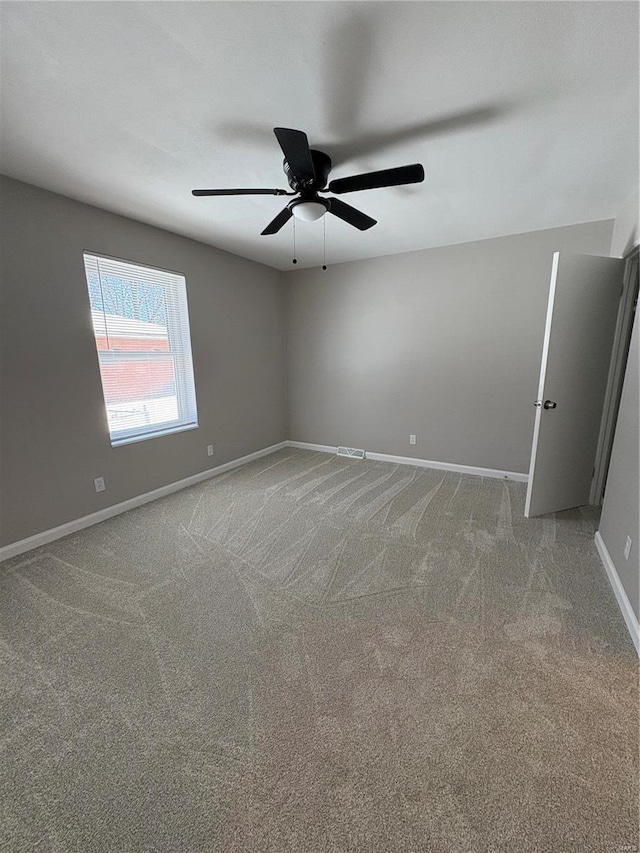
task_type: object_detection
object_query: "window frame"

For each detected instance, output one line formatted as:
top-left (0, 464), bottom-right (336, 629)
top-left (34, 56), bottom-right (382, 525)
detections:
top-left (83, 251), bottom-right (199, 447)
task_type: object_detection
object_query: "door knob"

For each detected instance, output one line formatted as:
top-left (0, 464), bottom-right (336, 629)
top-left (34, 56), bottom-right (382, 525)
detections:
top-left (543, 400), bottom-right (557, 409)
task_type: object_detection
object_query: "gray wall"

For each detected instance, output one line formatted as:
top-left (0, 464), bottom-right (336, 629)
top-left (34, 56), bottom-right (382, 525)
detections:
top-left (285, 220), bottom-right (614, 474)
top-left (599, 191), bottom-right (639, 622)
top-left (598, 308), bottom-right (639, 620)
top-left (0, 176), bottom-right (286, 546)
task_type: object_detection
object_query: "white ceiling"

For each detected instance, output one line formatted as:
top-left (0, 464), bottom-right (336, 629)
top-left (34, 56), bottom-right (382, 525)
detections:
top-left (1, 1), bottom-right (638, 270)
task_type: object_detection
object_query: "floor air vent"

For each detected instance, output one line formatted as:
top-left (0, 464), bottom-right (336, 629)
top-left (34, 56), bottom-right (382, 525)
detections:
top-left (336, 447), bottom-right (366, 460)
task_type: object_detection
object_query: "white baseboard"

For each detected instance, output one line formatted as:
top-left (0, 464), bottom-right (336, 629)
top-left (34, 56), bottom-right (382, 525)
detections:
top-left (288, 440), bottom-right (338, 454)
top-left (365, 451), bottom-right (528, 482)
top-left (594, 532), bottom-right (640, 655)
top-left (0, 442), bottom-right (287, 563)
top-left (287, 441), bottom-right (528, 482)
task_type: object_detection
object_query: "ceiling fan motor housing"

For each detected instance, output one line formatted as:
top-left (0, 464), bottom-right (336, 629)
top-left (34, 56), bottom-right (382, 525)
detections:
top-left (284, 149), bottom-right (332, 192)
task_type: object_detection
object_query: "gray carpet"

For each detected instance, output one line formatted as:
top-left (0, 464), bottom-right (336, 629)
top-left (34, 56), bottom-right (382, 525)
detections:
top-left (1, 448), bottom-right (638, 852)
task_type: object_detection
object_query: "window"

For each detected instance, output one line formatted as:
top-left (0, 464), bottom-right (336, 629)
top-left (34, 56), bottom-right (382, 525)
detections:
top-left (83, 253), bottom-right (198, 446)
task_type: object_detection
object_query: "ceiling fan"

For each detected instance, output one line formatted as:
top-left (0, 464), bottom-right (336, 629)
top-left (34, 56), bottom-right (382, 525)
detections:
top-left (192, 127), bottom-right (425, 235)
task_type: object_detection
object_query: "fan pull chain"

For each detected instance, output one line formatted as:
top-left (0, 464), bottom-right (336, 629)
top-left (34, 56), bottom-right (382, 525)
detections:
top-left (292, 218), bottom-right (297, 265)
top-left (322, 216), bottom-right (327, 270)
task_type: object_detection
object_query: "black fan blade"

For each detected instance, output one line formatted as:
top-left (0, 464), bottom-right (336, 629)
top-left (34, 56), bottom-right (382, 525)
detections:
top-left (273, 128), bottom-right (316, 185)
top-left (328, 164), bottom-right (424, 194)
top-left (327, 198), bottom-right (376, 231)
top-left (261, 205), bottom-right (293, 236)
top-left (192, 188), bottom-right (289, 196)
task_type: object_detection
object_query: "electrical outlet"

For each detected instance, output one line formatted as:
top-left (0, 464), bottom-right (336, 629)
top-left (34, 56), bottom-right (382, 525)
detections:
top-left (409, 435), bottom-right (417, 445)
top-left (94, 476), bottom-right (106, 493)
top-left (624, 536), bottom-right (632, 560)
top-left (207, 444), bottom-right (214, 457)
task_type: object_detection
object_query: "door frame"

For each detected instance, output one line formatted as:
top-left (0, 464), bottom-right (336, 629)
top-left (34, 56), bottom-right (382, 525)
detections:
top-left (590, 245), bottom-right (639, 504)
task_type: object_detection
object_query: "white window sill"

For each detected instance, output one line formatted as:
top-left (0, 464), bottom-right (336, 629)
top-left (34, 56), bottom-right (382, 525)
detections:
top-left (110, 422), bottom-right (199, 448)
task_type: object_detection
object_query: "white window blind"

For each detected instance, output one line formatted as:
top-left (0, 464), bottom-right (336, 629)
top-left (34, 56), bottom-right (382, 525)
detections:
top-left (83, 253), bottom-right (198, 446)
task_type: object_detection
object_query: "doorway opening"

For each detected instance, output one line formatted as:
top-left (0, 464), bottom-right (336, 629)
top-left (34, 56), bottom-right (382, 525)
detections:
top-left (591, 246), bottom-right (639, 505)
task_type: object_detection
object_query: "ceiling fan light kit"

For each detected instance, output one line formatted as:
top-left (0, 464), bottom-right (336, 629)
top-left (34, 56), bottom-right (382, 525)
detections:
top-left (291, 199), bottom-right (328, 221)
top-left (192, 127), bottom-right (425, 239)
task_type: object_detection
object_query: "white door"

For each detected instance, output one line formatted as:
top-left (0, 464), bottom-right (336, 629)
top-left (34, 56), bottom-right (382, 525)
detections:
top-left (524, 251), bottom-right (624, 518)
